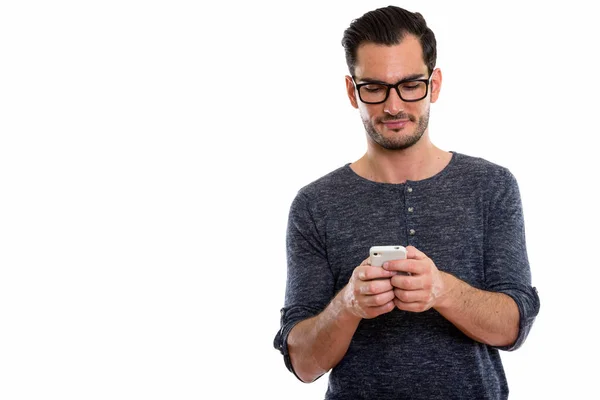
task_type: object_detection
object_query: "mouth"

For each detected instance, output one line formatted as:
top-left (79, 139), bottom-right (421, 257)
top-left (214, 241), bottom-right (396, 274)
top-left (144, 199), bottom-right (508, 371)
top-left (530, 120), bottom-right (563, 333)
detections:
top-left (381, 119), bottom-right (409, 130)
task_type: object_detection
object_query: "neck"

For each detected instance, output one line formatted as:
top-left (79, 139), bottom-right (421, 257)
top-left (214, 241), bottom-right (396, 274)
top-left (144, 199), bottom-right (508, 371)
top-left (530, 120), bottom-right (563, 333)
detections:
top-left (351, 135), bottom-right (452, 184)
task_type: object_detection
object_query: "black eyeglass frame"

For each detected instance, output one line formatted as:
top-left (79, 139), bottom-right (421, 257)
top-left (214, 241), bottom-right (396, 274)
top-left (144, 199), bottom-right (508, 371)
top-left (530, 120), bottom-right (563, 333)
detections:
top-left (351, 75), bottom-right (433, 104)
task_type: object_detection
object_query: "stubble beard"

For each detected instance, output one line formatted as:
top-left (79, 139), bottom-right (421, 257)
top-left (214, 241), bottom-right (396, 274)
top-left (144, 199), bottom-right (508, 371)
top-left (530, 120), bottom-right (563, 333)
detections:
top-left (362, 107), bottom-right (430, 151)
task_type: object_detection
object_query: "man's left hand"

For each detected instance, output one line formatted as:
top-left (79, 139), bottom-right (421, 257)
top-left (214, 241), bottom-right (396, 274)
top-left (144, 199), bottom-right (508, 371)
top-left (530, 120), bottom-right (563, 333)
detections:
top-left (382, 245), bottom-right (451, 312)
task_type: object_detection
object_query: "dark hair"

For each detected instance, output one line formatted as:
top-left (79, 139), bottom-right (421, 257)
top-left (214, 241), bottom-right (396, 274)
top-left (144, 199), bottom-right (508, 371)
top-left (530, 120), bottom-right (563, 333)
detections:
top-left (341, 5), bottom-right (437, 76)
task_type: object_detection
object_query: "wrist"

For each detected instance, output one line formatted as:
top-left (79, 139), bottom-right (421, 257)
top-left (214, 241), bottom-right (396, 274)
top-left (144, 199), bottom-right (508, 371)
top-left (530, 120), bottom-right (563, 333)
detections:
top-left (434, 271), bottom-right (459, 311)
top-left (335, 285), bottom-right (364, 323)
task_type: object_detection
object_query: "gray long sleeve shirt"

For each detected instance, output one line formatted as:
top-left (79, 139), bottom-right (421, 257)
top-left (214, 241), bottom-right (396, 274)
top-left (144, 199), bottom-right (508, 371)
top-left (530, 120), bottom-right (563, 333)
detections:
top-left (274, 152), bottom-right (540, 400)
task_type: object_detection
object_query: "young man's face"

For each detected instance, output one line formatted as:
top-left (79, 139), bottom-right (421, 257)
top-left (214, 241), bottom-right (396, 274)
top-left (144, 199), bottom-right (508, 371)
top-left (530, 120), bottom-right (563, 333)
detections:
top-left (345, 35), bottom-right (442, 150)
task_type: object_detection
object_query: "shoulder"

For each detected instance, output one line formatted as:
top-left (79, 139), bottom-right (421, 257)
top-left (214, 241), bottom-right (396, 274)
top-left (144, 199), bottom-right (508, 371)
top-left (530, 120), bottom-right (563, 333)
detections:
top-left (296, 164), bottom-right (353, 199)
top-left (451, 152), bottom-right (517, 185)
top-left (453, 152), bottom-right (510, 174)
top-left (287, 164), bottom-right (354, 218)
top-left (450, 152), bottom-right (522, 211)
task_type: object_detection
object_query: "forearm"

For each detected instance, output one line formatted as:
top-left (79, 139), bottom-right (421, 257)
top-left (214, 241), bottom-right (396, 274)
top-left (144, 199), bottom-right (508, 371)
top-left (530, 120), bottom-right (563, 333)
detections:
top-left (434, 272), bottom-right (519, 347)
top-left (287, 289), bottom-right (361, 383)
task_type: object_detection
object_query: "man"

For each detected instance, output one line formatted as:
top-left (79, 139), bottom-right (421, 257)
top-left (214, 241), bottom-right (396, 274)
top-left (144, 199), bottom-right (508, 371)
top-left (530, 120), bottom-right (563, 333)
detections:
top-left (273, 5), bottom-right (540, 399)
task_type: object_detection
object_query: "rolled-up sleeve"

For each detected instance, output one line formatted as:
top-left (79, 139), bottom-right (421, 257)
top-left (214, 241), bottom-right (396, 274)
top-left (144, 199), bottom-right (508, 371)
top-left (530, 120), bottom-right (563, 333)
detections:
top-left (483, 168), bottom-right (540, 351)
top-left (273, 191), bottom-right (335, 376)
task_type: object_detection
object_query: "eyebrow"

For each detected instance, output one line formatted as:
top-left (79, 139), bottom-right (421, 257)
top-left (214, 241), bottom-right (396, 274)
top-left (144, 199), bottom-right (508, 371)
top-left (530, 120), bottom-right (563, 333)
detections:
top-left (355, 73), bottom-right (427, 84)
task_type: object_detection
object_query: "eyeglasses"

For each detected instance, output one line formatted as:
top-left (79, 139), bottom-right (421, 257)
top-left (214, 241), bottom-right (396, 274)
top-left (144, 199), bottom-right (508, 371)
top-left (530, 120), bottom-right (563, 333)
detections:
top-left (352, 75), bottom-right (432, 104)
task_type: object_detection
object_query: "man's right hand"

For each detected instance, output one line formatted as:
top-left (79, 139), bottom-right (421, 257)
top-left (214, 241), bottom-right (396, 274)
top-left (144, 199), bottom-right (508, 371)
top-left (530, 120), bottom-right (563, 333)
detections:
top-left (287, 257), bottom-right (397, 382)
top-left (342, 257), bottom-right (397, 319)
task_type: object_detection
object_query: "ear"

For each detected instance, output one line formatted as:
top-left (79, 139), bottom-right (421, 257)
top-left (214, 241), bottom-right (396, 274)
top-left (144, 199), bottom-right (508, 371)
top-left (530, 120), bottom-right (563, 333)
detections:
top-left (430, 68), bottom-right (442, 103)
top-left (345, 75), bottom-right (359, 109)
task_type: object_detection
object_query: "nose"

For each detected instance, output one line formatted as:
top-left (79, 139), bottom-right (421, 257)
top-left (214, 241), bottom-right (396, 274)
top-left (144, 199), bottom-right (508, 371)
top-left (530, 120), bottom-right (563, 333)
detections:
top-left (383, 87), bottom-right (404, 115)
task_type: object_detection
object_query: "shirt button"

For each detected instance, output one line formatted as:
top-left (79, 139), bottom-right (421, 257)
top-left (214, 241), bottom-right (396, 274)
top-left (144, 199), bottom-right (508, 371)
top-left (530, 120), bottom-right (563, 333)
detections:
top-left (408, 207), bottom-right (414, 212)
top-left (409, 229), bottom-right (416, 235)
top-left (407, 187), bottom-right (413, 193)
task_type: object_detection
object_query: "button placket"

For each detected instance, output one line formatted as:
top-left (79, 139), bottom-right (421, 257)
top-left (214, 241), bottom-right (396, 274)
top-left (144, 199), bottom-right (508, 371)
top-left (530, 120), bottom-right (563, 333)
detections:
top-left (406, 185), bottom-right (415, 239)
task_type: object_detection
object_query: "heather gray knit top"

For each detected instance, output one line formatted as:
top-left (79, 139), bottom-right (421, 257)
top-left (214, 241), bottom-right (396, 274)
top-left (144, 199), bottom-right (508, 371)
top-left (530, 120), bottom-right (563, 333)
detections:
top-left (273, 152), bottom-right (540, 400)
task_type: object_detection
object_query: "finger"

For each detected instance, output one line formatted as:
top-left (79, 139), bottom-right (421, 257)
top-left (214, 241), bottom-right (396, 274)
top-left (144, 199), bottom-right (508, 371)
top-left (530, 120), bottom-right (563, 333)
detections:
top-left (394, 288), bottom-right (422, 303)
top-left (405, 245), bottom-right (427, 260)
top-left (394, 288), bottom-right (434, 304)
top-left (391, 275), bottom-right (423, 290)
top-left (393, 298), bottom-right (430, 313)
top-left (366, 300), bottom-right (395, 318)
top-left (359, 278), bottom-right (394, 295)
top-left (357, 265), bottom-right (396, 281)
top-left (383, 259), bottom-right (426, 275)
top-left (360, 257), bottom-right (371, 266)
top-left (365, 290), bottom-right (395, 307)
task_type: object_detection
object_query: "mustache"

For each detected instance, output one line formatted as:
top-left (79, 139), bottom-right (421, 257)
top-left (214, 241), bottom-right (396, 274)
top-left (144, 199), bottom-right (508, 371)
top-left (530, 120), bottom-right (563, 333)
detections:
top-left (378, 113), bottom-right (415, 123)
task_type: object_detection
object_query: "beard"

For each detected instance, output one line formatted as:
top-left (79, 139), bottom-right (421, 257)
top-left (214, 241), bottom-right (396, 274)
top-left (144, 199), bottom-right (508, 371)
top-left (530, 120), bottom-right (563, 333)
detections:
top-left (362, 107), bottom-right (430, 150)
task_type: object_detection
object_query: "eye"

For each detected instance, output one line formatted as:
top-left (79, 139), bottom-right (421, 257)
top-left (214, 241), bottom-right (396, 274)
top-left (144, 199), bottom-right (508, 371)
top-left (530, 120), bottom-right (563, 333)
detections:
top-left (362, 84), bottom-right (385, 93)
top-left (402, 84), bottom-right (421, 91)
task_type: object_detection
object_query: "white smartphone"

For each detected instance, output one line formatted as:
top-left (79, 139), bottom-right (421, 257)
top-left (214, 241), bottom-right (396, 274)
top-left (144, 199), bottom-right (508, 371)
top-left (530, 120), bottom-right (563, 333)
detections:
top-left (369, 245), bottom-right (409, 275)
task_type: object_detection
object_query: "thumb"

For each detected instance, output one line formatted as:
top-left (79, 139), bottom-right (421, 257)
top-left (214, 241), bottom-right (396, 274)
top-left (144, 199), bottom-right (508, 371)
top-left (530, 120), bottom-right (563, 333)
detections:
top-left (406, 245), bottom-right (427, 260)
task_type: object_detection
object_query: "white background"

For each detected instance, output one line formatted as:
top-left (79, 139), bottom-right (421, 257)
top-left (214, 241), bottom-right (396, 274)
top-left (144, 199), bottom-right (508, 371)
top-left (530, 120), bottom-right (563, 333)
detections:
top-left (1, 1), bottom-right (598, 399)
